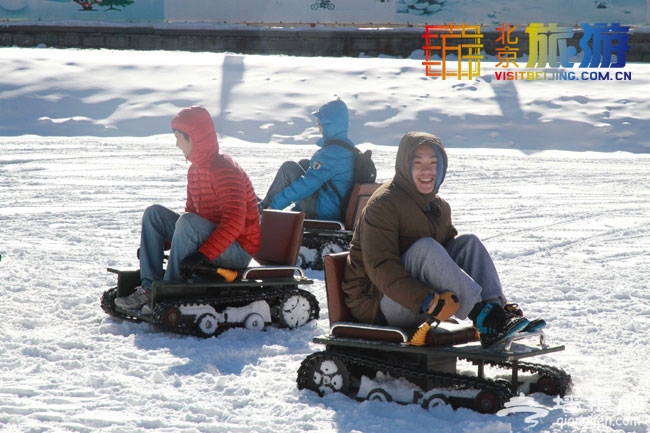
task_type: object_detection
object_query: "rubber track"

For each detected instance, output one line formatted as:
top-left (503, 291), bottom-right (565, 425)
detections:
top-left (480, 359), bottom-right (572, 396)
top-left (152, 286), bottom-right (319, 337)
top-left (100, 287), bottom-right (143, 323)
top-left (299, 349), bottom-right (514, 411)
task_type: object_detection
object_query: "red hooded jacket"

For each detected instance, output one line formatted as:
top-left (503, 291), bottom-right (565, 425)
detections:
top-left (171, 106), bottom-right (260, 261)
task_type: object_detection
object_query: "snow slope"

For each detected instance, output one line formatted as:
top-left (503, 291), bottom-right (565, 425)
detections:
top-left (1, 47), bottom-right (649, 433)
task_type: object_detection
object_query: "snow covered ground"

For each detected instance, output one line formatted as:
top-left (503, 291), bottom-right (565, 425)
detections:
top-left (1, 46), bottom-right (649, 433)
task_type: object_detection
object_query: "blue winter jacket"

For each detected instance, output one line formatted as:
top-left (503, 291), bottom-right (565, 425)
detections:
top-left (269, 99), bottom-right (355, 221)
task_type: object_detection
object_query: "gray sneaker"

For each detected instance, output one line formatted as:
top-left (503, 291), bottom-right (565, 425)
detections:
top-left (114, 286), bottom-right (152, 310)
top-left (140, 303), bottom-right (152, 315)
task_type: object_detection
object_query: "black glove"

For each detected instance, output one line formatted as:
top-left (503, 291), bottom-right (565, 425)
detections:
top-left (180, 252), bottom-right (209, 278)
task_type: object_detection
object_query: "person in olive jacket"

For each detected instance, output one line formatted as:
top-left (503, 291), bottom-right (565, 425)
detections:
top-left (341, 131), bottom-right (543, 347)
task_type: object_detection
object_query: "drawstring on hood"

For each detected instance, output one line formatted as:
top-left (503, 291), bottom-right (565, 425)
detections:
top-left (394, 132), bottom-right (448, 206)
top-left (171, 106), bottom-right (219, 165)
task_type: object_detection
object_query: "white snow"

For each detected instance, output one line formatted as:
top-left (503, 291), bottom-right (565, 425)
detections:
top-left (1, 45), bottom-right (649, 433)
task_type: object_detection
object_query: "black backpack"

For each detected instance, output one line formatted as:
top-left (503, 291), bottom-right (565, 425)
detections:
top-left (325, 140), bottom-right (376, 184)
top-left (323, 140), bottom-right (377, 212)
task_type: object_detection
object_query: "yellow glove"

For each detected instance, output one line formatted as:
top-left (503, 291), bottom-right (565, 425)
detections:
top-left (409, 292), bottom-right (460, 346)
top-left (426, 291), bottom-right (460, 322)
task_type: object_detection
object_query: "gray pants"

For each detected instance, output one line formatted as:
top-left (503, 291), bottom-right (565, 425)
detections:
top-left (379, 235), bottom-right (506, 328)
top-left (260, 159), bottom-right (318, 218)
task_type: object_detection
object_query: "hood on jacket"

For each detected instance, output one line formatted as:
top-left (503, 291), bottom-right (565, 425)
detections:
top-left (313, 98), bottom-right (349, 146)
top-left (171, 106), bottom-right (219, 165)
top-left (394, 131), bottom-right (448, 201)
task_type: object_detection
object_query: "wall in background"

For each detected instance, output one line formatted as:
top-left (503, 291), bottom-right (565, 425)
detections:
top-left (0, 0), bottom-right (648, 26)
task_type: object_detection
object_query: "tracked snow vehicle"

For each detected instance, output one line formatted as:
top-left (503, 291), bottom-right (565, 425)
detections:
top-left (297, 252), bottom-right (571, 414)
top-left (101, 210), bottom-right (319, 337)
top-left (299, 183), bottom-right (380, 270)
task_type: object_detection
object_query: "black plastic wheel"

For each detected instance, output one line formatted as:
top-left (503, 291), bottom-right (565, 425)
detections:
top-left (278, 290), bottom-right (319, 328)
top-left (531, 375), bottom-right (560, 396)
top-left (422, 393), bottom-right (450, 411)
top-left (196, 313), bottom-right (219, 337)
top-left (297, 352), bottom-right (350, 396)
top-left (367, 388), bottom-right (392, 402)
top-left (474, 389), bottom-right (504, 414)
top-left (161, 305), bottom-right (182, 328)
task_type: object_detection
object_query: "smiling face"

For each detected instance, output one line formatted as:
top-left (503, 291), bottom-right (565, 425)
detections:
top-left (174, 129), bottom-right (193, 159)
top-left (411, 143), bottom-right (438, 194)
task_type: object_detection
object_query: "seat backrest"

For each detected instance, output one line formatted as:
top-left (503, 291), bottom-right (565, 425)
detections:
top-left (324, 251), bottom-right (355, 324)
top-left (323, 251), bottom-right (478, 346)
top-left (249, 209), bottom-right (304, 278)
top-left (343, 183), bottom-right (381, 231)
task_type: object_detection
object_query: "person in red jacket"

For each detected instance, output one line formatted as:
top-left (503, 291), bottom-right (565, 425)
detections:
top-left (115, 106), bottom-right (261, 310)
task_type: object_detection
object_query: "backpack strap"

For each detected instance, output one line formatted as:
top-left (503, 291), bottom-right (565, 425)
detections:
top-left (324, 139), bottom-right (356, 154)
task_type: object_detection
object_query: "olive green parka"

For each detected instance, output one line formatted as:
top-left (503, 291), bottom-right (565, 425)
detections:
top-left (341, 132), bottom-right (458, 324)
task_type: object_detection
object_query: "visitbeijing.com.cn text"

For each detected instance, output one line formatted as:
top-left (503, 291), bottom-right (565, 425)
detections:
top-left (493, 70), bottom-right (632, 81)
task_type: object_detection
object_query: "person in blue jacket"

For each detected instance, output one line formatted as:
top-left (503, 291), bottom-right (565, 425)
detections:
top-left (259, 98), bottom-right (355, 221)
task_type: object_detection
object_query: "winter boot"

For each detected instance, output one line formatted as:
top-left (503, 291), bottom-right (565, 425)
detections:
top-left (473, 303), bottom-right (529, 348)
top-left (504, 303), bottom-right (546, 333)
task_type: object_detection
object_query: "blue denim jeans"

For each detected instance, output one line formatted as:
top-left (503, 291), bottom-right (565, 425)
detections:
top-left (138, 204), bottom-right (253, 288)
top-left (379, 234), bottom-right (506, 328)
top-left (260, 159), bottom-right (318, 218)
